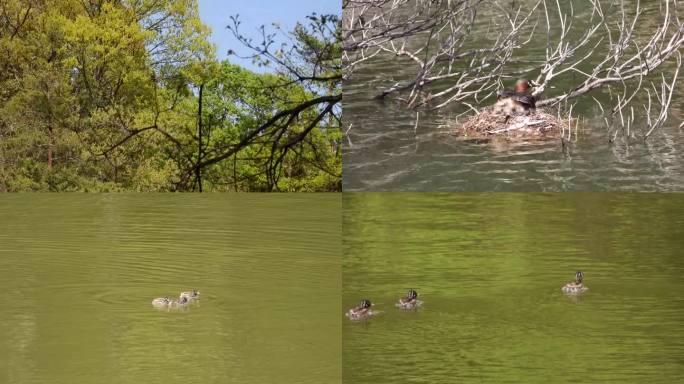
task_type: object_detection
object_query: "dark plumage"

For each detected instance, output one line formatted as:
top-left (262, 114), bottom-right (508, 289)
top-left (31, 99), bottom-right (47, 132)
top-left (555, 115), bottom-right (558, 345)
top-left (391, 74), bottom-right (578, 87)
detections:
top-left (497, 90), bottom-right (536, 109)
top-left (497, 79), bottom-right (536, 110)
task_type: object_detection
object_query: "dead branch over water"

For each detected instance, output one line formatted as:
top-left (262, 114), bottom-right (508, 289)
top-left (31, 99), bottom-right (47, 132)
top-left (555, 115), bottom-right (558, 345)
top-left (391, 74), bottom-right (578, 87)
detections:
top-left (343, 0), bottom-right (684, 138)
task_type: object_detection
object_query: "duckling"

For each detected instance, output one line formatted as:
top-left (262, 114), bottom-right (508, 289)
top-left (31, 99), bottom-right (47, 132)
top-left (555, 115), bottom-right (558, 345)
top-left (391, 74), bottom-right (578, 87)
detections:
top-left (152, 297), bottom-right (171, 307)
top-left (180, 290), bottom-right (200, 301)
top-left (169, 296), bottom-right (189, 307)
top-left (492, 97), bottom-right (527, 117)
top-left (346, 299), bottom-right (375, 320)
top-left (151, 295), bottom-right (189, 308)
top-left (395, 289), bottom-right (421, 310)
top-left (562, 271), bottom-right (589, 294)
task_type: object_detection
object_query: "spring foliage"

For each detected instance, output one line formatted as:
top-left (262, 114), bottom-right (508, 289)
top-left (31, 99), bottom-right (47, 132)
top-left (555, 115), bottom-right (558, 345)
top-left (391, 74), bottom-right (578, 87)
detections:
top-left (0, 0), bottom-right (341, 191)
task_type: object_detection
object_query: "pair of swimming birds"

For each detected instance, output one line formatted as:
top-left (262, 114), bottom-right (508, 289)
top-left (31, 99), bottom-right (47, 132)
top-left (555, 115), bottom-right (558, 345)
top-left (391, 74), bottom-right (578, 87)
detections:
top-left (346, 289), bottom-right (421, 320)
top-left (152, 290), bottom-right (200, 307)
top-left (347, 272), bottom-right (588, 320)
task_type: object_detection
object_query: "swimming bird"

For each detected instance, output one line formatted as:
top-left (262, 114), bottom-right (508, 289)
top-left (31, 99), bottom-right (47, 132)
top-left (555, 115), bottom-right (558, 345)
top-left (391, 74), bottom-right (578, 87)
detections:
top-left (169, 296), bottom-right (189, 307)
top-left (346, 299), bottom-right (374, 320)
top-left (152, 297), bottom-right (171, 307)
top-left (396, 289), bottom-right (420, 310)
top-left (180, 290), bottom-right (200, 300)
top-left (152, 295), bottom-right (189, 308)
top-left (562, 271), bottom-right (588, 294)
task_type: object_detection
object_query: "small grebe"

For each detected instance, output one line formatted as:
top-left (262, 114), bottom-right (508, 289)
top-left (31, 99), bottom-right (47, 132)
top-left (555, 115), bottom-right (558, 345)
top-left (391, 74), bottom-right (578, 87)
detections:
top-left (180, 290), bottom-right (200, 300)
top-left (346, 299), bottom-right (375, 320)
top-left (497, 79), bottom-right (536, 111)
top-left (562, 271), bottom-right (588, 294)
top-left (152, 295), bottom-right (189, 308)
top-left (152, 297), bottom-right (171, 307)
top-left (396, 289), bottom-right (421, 310)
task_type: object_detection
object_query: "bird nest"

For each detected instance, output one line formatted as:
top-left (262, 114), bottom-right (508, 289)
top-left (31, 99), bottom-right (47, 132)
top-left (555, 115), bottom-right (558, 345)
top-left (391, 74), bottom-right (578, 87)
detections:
top-left (453, 107), bottom-right (570, 140)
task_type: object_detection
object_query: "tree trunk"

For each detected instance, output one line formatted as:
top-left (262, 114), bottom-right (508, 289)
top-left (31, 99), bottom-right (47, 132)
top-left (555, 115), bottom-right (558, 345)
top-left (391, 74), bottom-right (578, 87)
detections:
top-left (47, 126), bottom-right (53, 169)
top-left (196, 83), bottom-right (204, 192)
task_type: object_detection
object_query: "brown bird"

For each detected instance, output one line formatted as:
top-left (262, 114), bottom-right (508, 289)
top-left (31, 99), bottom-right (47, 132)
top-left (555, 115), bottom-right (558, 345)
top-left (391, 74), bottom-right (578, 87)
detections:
top-left (497, 79), bottom-right (536, 111)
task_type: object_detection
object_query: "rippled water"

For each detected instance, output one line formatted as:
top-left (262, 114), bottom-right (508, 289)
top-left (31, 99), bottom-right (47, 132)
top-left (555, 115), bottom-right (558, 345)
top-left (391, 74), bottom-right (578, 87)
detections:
top-left (343, 193), bottom-right (684, 383)
top-left (343, 1), bottom-right (684, 191)
top-left (0, 194), bottom-right (340, 384)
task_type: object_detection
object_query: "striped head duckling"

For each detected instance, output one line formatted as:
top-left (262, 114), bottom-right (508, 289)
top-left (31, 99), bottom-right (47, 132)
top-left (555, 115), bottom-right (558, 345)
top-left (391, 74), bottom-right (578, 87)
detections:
top-left (152, 297), bottom-right (171, 307)
top-left (562, 271), bottom-right (588, 294)
top-left (396, 289), bottom-right (421, 310)
top-left (180, 290), bottom-right (200, 301)
top-left (152, 295), bottom-right (189, 308)
top-left (346, 299), bottom-right (374, 320)
top-left (169, 296), bottom-right (189, 307)
top-left (493, 97), bottom-right (528, 117)
top-left (495, 79), bottom-right (537, 122)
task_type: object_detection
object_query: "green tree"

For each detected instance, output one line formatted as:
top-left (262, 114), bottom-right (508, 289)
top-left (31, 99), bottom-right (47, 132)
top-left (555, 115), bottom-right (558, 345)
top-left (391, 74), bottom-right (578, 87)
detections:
top-left (0, 1), bottom-right (341, 191)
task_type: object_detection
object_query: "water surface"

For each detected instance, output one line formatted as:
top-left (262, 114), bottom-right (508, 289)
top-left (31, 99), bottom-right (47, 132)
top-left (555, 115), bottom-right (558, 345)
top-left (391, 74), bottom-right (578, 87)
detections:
top-left (0, 194), bottom-right (341, 384)
top-left (343, 193), bottom-right (684, 383)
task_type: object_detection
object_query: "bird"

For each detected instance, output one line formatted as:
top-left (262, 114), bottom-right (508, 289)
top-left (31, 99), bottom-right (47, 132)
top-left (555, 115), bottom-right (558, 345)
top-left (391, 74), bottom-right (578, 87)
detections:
top-left (395, 289), bottom-right (421, 310)
top-left (497, 79), bottom-right (537, 111)
top-left (180, 290), bottom-right (200, 301)
top-left (151, 294), bottom-right (190, 308)
top-left (562, 271), bottom-right (589, 294)
top-left (492, 79), bottom-right (537, 122)
top-left (151, 297), bottom-right (171, 307)
top-left (346, 299), bottom-right (374, 320)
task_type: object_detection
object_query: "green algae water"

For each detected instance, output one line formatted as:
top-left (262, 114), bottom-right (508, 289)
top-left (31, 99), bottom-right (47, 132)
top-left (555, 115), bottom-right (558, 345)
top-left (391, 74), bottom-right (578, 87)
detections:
top-left (0, 194), bottom-right (340, 384)
top-left (343, 193), bottom-right (684, 383)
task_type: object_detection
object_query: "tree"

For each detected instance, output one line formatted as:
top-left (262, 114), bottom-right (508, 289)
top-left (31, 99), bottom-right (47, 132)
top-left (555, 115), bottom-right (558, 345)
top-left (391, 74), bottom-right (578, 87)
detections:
top-left (0, 0), bottom-right (341, 191)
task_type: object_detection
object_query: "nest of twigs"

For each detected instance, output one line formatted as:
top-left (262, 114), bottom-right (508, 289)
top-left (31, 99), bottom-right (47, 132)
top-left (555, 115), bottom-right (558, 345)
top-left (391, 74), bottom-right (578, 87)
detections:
top-left (454, 107), bottom-right (570, 140)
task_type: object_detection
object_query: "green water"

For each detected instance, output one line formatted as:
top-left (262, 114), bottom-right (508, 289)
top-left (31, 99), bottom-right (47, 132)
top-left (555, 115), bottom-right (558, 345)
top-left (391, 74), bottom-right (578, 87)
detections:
top-left (343, 193), bottom-right (684, 383)
top-left (0, 194), bottom-right (341, 384)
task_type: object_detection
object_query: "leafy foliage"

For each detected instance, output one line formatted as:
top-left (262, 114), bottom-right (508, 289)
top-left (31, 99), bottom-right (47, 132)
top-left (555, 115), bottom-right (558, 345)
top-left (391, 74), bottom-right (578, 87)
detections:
top-left (0, 0), bottom-right (341, 191)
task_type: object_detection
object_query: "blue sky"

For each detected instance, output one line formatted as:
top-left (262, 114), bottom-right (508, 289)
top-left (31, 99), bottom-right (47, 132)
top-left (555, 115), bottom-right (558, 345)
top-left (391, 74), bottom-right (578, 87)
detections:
top-left (198, 1), bottom-right (340, 72)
